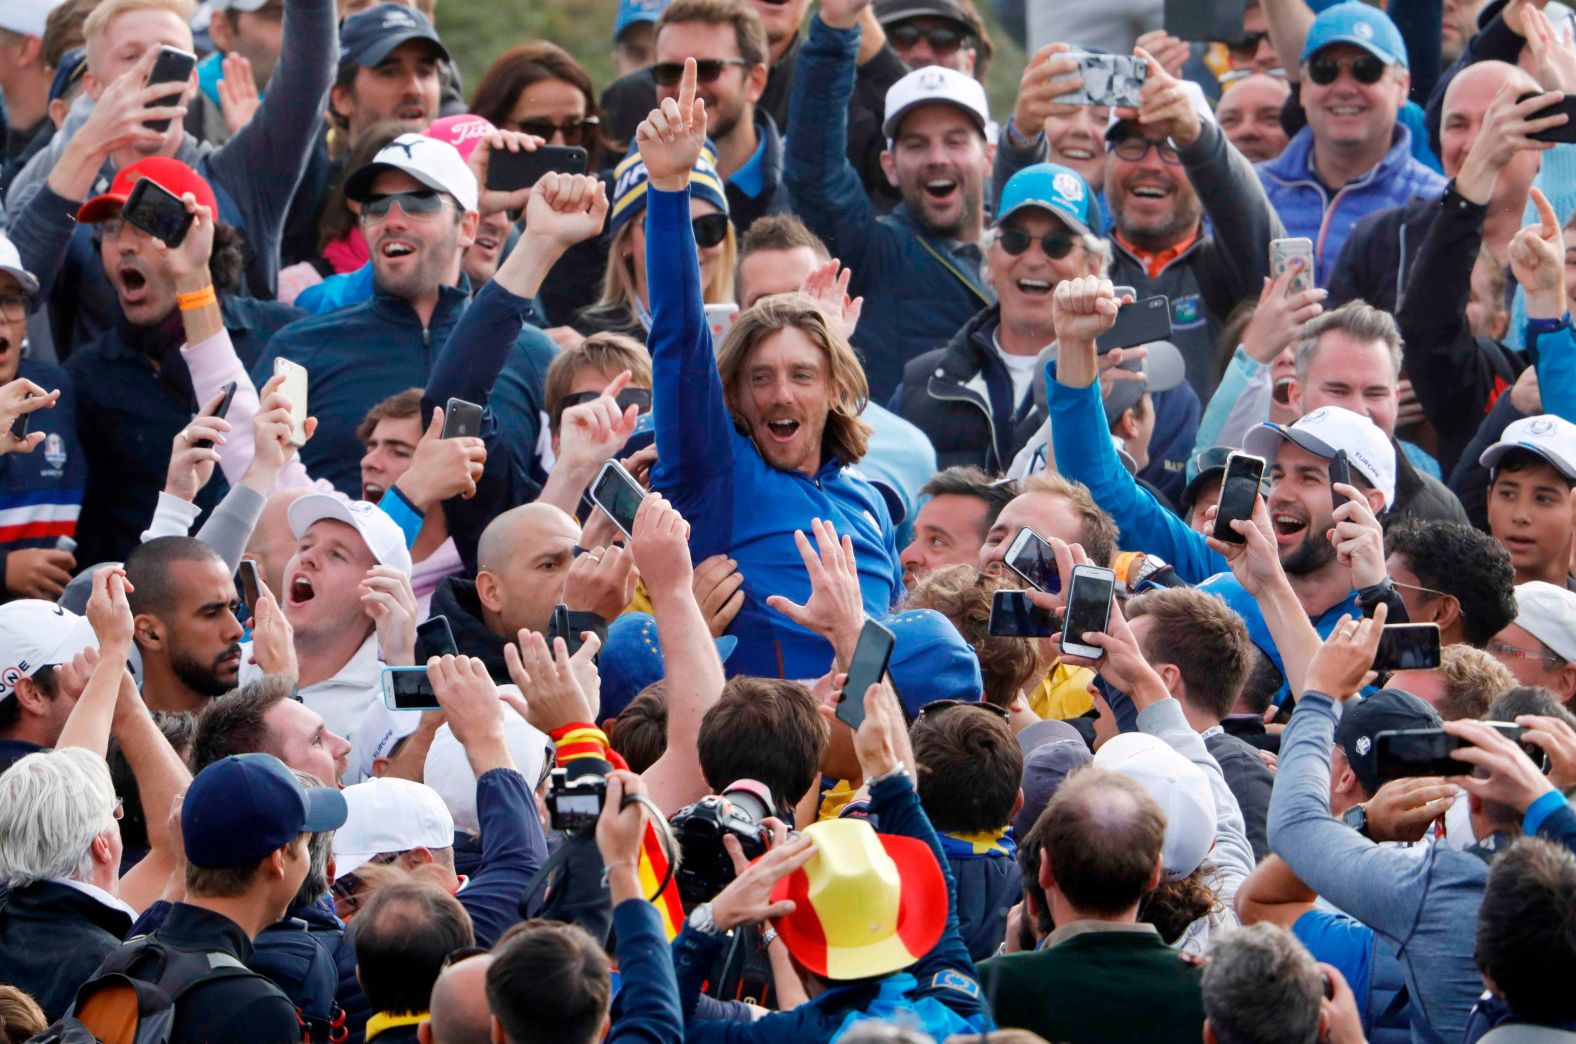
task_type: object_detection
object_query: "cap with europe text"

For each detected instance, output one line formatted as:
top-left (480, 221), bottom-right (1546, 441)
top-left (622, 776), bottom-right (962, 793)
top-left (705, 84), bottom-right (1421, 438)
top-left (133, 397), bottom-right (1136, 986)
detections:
top-left (1243, 405), bottom-right (1397, 511)
top-left (183, 753), bottom-right (348, 869)
top-left (0, 600), bottom-right (97, 703)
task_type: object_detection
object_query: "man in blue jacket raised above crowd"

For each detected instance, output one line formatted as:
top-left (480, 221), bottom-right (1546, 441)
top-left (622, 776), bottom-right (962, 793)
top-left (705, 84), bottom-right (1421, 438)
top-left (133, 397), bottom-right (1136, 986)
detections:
top-left (1255, 2), bottom-right (1444, 286)
top-left (639, 60), bottom-right (904, 680)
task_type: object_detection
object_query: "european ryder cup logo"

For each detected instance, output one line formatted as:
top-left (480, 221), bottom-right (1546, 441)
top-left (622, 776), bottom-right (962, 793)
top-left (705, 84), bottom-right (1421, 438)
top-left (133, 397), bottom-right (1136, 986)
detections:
top-left (1053, 172), bottom-right (1084, 203)
top-left (918, 69), bottom-right (948, 91)
top-left (1355, 736), bottom-right (1371, 756)
top-left (1528, 418), bottom-right (1557, 438)
top-left (1354, 21), bottom-right (1374, 39)
top-left (43, 433), bottom-right (65, 469)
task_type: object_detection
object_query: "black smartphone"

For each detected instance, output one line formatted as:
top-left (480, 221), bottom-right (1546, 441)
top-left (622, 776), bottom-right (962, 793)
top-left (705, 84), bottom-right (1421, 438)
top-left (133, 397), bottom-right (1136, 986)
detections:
top-left (1519, 92), bottom-right (1576, 144)
top-left (9, 392), bottom-right (32, 442)
top-left (1060, 564), bottom-right (1116, 658)
top-left (989, 590), bottom-right (1060, 638)
top-left (236, 559), bottom-right (262, 614)
top-left (382, 666), bottom-right (440, 711)
top-left (1329, 448), bottom-right (1351, 513)
top-left (415, 615), bottom-right (459, 662)
top-left (838, 619), bottom-right (896, 732)
top-left (589, 459), bottom-right (645, 540)
top-left (1103, 294), bottom-right (1173, 350)
top-left (485, 145), bottom-right (589, 192)
top-left (1003, 527), bottom-right (1061, 594)
top-left (551, 602), bottom-right (587, 658)
top-left (122, 176), bottom-right (194, 247)
top-left (1165, 0), bottom-right (1247, 41)
top-left (1374, 722), bottom-right (1546, 781)
top-left (145, 45), bottom-right (197, 133)
top-left (1212, 451), bottom-right (1266, 545)
top-left (441, 397), bottom-right (483, 439)
top-left (1372, 623), bottom-right (1442, 672)
top-left (193, 381), bottom-right (238, 450)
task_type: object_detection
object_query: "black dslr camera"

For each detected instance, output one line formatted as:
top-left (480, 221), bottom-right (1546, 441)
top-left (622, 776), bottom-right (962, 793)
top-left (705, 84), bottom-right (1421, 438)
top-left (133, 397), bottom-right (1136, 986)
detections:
top-left (670, 780), bottom-right (773, 903)
top-left (546, 758), bottom-right (610, 834)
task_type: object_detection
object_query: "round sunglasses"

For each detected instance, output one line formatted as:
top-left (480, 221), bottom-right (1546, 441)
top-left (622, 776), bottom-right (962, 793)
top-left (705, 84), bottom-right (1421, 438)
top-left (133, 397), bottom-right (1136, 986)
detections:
top-left (997, 227), bottom-right (1077, 259)
top-left (1307, 53), bottom-right (1386, 86)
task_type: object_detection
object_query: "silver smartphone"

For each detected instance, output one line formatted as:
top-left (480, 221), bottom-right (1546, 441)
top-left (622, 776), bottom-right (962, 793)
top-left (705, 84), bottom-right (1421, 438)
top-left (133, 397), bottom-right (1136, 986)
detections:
top-left (1060, 564), bottom-right (1116, 659)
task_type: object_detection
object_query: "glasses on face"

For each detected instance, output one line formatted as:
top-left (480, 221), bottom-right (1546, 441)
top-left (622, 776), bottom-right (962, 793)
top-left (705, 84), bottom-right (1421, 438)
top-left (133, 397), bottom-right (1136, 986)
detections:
top-left (888, 24), bottom-right (970, 54)
top-left (996, 226), bottom-right (1077, 259)
top-left (1111, 137), bottom-right (1182, 164)
top-left (647, 212), bottom-right (730, 248)
top-left (0, 294), bottom-right (29, 322)
top-left (651, 58), bottom-right (750, 87)
top-left (1307, 53), bottom-right (1387, 86)
top-left (361, 189), bottom-right (446, 220)
top-left (91, 217), bottom-right (147, 244)
top-left (559, 387), bottom-right (653, 414)
top-left (1488, 638), bottom-right (1565, 669)
top-left (1227, 31), bottom-right (1270, 61)
top-left (917, 698), bottom-right (1011, 721)
top-left (510, 115), bottom-right (600, 146)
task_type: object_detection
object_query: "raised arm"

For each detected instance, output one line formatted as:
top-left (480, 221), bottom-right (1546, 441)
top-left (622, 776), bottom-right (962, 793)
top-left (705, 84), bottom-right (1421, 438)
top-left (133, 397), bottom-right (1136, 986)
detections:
top-left (1511, 186), bottom-right (1576, 424)
top-left (55, 567), bottom-right (135, 757)
top-left (114, 675), bottom-right (195, 912)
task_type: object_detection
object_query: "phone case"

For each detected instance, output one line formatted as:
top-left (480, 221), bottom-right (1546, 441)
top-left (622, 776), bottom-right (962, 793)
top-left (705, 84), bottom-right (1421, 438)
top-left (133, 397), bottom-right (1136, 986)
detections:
top-left (1270, 238), bottom-right (1315, 295)
top-left (1060, 54), bottom-right (1148, 108)
top-left (272, 359), bottom-right (309, 448)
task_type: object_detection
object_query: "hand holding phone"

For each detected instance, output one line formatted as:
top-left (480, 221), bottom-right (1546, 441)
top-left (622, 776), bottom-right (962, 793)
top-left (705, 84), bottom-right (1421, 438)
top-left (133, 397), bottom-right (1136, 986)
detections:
top-left (193, 382), bottom-right (238, 450)
top-left (416, 615), bottom-right (459, 662)
top-left (144, 46), bottom-right (197, 134)
top-left (1003, 528), bottom-right (1061, 594)
top-left (588, 459), bottom-right (645, 540)
top-left (1103, 294), bottom-right (1173, 350)
top-left (382, 665), bottom-right (440, 711)
top-left (485, 144), bottom-right (589, 192)
top-left (838, 619), bottom-right (896, 731)
top-left (123, 177), bottom-right (195, 247)
top-left (1328, 449), bottom-right (1351, 513)
top-left (1212, 452), bottom-right (1266, 545)
top-left (1269, 238), bottom-right (1315, 295)
top-left (236, 559), bottom-right (262, 614)
top-left (272, 359), bottom-right (309, 448)
top-left (1372, 623), bottom-right (1442, 672)
top-left (441, 398), bottom-right (483, 439)
top-left (1060, 564), bottom-right (1116, 658)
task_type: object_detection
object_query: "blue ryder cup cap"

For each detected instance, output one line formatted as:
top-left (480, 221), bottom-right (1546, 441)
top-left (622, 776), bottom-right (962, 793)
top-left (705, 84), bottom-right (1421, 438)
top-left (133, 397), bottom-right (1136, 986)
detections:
top-left (994, 163), bottom-right (1099, 238)
top-left (339, 3), bottom-right (449, 70)
top-left (183, 753), bottom-right (348, 869)
top-left (1300, 1), bottom-right (1407, 68)
top-left (599, 612), bottom-right (737, 719)
top-left (883, 609), bottom-right (984, 716)
top-left (614, 0), bottom-right (669, 40)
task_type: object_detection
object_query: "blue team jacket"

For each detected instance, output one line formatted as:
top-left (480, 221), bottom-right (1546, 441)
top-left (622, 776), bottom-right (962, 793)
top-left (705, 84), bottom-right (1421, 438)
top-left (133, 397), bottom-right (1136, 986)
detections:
top-left (0, 357), bottom-right (83, 600)
top-left (645, 186), bottom-right (903, 679)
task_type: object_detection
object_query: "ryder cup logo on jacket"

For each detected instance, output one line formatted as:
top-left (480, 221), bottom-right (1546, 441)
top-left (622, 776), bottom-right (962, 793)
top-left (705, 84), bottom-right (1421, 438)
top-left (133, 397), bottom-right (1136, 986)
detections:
top-left (43, 433), bottom-right (65, 470)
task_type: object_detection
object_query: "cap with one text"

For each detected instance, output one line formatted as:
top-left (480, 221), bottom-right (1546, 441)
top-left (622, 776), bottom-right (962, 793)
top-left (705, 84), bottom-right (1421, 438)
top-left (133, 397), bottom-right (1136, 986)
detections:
top-left (0, 601), bottom-right (97, 703)
top-left (338, 3), bottom-right (449, 70)
top-left (1095, 732), bottom-right (1216, 881)
top-left (614, 0), bottom-right (670, 40)
top-left (1334, 688), bottom-right (1441, 795)
top-left (0, 232), bottom-right (40, 299)
top-left (1300, 1), bottom-right (1407, 68)
top-left (333, 777), bottom-right (455, 877)
top-left (0, 0), bottom-right (63, 37)
top-left (183, 753), bottom-right (348, 869)
top-left (873, 0), bottom-right (982, 35)
top-left (344, 133), bottom-right (479, 215)
top-left (882, 65), bottom-right (990, 142)
top-left (77, 157), bottom-right (219, 226)
top-left (1243, 405), bottom-right (1397, 511)
top-left (1479, 414), bottom-right (1576, 484)
top-left (288, 494), bottom-right (414, 575)
top-left (1512, 582), bottom-right (1576, 663)
top-left (1102, 338), bottom-right (1187, 421)
top-left (1106, 79), bottom-right (1217, 143)
top-left (995, 162), bottom-right (1098, 238)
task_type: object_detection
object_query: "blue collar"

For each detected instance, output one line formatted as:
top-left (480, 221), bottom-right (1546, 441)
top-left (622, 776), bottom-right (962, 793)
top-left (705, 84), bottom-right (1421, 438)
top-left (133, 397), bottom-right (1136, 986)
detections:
top-left (729, 132), bottom-right (768, 199)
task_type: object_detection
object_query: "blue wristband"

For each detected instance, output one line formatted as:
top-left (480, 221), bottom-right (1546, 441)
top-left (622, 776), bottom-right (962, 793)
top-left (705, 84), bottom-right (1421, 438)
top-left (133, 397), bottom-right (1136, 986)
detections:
top-left (1526, 312), bottom-right (1572, 334)
top-left (1522, 788), bottom-right (1568, 837)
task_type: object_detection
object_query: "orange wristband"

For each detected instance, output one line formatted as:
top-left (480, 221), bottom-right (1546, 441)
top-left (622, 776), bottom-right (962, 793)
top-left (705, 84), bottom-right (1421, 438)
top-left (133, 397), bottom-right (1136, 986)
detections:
top-left (177, 285), bottom-right (216, 311)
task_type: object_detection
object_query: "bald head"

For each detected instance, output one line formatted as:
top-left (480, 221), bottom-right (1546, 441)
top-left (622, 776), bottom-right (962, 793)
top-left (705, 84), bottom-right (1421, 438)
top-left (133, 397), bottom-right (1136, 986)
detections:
top-left (475, 503), bottom-right (582, 640)
top-left (1440, 61), bottom-right (1545, 192)
top-left (420, 955), bottom-right (494, 1044)
top-left (476, 503), bottom-right (580, 574)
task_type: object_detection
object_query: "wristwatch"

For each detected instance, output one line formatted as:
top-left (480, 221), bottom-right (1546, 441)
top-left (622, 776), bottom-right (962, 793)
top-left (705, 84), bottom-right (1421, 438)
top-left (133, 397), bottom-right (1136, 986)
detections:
top-left (687, 902), bottom-right (725, 938)
top-left (1341, 803), bottom-right (1369, 838)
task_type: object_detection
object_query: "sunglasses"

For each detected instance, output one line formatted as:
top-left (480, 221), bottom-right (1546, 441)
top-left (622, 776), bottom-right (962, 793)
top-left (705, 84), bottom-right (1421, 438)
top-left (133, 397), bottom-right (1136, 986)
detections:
top-left (1111, 137), bottom-right (1182, 164)
top-left (887, 24), bottom-right (970, 54)
top-left (361, 189), bottom-right (446, 219)
top-left (559, 387), bottom-right (653, 414)
top-left (647, 211), bottom-right (730, 248)
top-left (511, 115), bottom-right (600, 146)
top-left (918, 698), bottom-right (1010, 721)
top-left (997, 227), bottom-right (1077, 259)
top-left (651, 58), bottom-right (750, 87)
top-left (1307, 53), bottom-right (1386, 86)
top-left (1227, 31), bottom-right (1270, 60)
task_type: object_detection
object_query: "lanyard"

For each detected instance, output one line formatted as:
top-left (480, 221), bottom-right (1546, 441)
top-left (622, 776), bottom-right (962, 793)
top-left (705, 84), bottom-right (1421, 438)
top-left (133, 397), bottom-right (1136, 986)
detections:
top-left (915, 235), bottom-right (991, 307)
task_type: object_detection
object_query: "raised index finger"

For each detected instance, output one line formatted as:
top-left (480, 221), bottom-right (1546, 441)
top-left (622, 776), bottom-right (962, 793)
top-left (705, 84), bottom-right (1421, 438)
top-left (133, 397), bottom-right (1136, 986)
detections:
top-left (679, 57), bottom-right (698, 123)
top-left (601, 369), bottom-right (633, 401)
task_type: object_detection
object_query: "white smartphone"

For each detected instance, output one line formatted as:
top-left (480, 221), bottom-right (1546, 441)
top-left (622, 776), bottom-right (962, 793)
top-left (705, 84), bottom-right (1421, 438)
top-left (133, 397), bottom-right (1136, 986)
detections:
top-left (1003, 527), bottom-right (1061, 594)
top-left (1060, 564), bottom-right (1116, 659)
top-left (588, 458), bottom-right (645, 540)
top-left (1269, 237), bottom-right (1315, 295)
top-left (705, 303), bottom-right (739, 343)
top-left (272, 358), bottom-right (309, 448)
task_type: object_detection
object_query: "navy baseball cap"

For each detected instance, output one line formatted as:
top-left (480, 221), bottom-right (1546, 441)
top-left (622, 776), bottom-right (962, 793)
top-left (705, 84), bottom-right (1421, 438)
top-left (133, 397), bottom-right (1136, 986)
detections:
top-left (1301, 1), bottom-right (1407, 68)
top-left (183, 754), bottom-right (348, 869)
top-left (339, 3), bottom-right (449, 70)
top-left (599, 611), bottom-right (737, 719)
top-left (1334, 688), bottom-right (1440, 795)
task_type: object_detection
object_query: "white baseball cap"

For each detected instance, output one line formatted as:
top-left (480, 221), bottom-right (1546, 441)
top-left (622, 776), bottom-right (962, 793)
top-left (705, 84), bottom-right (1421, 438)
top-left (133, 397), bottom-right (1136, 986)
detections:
top-left (343, 133), bottom-right (479, 215)
top-left (0, 0), bottom-right (63, 37)
top-left (1243, 405), bottom-right (1397, 511)
top-left (1094, 732), bottom-right (1216, 881)
top-left (0, 600), bottom-right (98, 703)
top-left (333, 777), bottom-right (455, 877)
top-left (1512, 581), bottom-right (1576, 663)
top-left (288, 495), bottom-right (413, 575)
top-left (882, 65), bottom-right (990, 141)
top-left (0, 232), bottom-right (40, 298)
top-left (424, 696), bottom-right (550, 833)
top-left (1479, 414), bottom-right (1576, 483)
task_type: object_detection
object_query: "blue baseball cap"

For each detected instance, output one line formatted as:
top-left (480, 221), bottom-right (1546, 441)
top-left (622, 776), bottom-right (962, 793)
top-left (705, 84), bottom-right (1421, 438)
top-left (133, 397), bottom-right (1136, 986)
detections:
top-left (600, 612), bottom-right (737, 719)
top-left (183, 753), bottom-right (348, 870)
top-left (339, 3), bottom-right (449, 70)
top-left (614, 0), bottom-right (669, 40)
top-left (1300, 1), bottom-right (1407, 68)
top-left (994, 163), bottom-right (1099, 238)
top-left (883, 608), bottom-right (984, 716)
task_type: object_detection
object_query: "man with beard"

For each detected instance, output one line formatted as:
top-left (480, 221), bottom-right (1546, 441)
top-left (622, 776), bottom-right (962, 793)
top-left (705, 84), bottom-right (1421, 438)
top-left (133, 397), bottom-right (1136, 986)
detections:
top-left (253, 132), bottom-right (556, 495)
top-left (1215, 72), bottom-right (1291, 164)
top-left (1048, 275), bottom-right (1404, 690)
top-left (1103, 59), bottom-right (1283, 397)
top-left (125, 536), bottom-right (246, 713)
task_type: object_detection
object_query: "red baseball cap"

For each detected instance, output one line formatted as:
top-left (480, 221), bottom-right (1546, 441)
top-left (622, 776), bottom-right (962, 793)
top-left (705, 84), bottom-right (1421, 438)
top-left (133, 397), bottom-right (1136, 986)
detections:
top-left (77, 157), bottom-right (219, 225)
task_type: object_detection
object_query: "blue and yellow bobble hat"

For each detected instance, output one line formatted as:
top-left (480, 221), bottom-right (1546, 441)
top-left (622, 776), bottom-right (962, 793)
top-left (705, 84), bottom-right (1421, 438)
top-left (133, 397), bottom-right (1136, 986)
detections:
top-left (608, 144), bottom-right (730, 239)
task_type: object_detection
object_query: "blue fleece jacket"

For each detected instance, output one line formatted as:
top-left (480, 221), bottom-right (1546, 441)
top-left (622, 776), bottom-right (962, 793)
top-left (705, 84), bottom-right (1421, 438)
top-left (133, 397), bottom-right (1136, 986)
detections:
top-left (1269, 692), bottom-right (1490, 1043)
top-left (252, 279), bottom-right (556, 496)
top-left (645, 184), bottom-right (903, 679)
top-left (1255, 125), bottom-right (1445, 287)
top-left (1526, 324), bottom-right (1576, 425)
